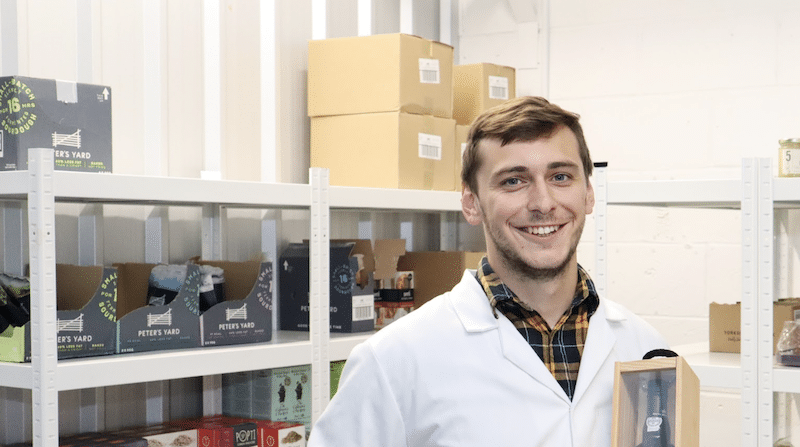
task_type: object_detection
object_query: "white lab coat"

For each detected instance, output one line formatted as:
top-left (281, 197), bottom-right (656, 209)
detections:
top-left (309, 271), bottom-right (668, 447)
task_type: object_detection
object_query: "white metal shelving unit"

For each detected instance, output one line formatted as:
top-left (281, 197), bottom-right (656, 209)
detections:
top-left (0, 149), bottom-right (466, 446)
top-left (600, 159), bottom-right (800, 446)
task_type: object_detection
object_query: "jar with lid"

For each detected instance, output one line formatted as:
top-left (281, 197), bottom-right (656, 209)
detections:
top-left (779, 138), bottom-right (800, 177)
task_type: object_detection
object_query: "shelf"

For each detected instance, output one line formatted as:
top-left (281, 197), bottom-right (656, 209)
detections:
top-left (329, 186), bottom-right (462, 212)
top-left (672, 342), bottom-right (742, 390)
top-left (0, 331), bottom-right (313, 391)
top-left (774, 177), bottom-right (800, 208)
top-left (607, 179), bottom-right (742, 208)
top-left (330, 331), bottom-right (373, 361)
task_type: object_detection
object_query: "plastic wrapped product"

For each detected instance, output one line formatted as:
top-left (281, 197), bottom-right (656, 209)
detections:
top-left (0, 273), bottom-right (31, 326)
top-left (198, 264), bottom-right (225, 312)
top-left (776, 320), bottom-right (800, 366)
top-left (147, 264), bottom-right (187, 306)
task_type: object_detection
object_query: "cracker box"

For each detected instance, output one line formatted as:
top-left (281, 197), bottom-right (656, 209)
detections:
top-left (308, 33), bottom-right (453, 118)
top-left (279, 241), bottom-right (375, 333)
top-left (222, 366), bottom-right (312, 439)
top-left (452, 63), bottom-right (516, 125)
top-left (612, 356), bottom-right (699, 447)
top-left (195, 260), bottom-right (273, 347)
top-left (114, 263), bottom-right (201, 354)
top-left (0, 76), bottom-right (112, 172)
top-left (311, 111), bottom-right (456, 191)
top-left (0, 265), bottom-right (117, 363)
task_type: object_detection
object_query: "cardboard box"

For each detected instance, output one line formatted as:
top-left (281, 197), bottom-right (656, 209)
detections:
top-left (396, 251), bottom-right (485, 308)
top-left (612, 357), bottom-right (699, 447)
top-left (0, 76), bottom-right (112, 172)
top-left (311, 112), bottom-right (456, 191)
top-left (308, 33), bottom-right (453, 118)
top-left (113, 425), bottom-right (201, 447)
top-left (455, 124), bottom-right (469, 189)
top-left (453, 63), bottom-right (516, 126)
top-left (195, 260), bottom-right (273, 347)
top-left (330, 360), bottom-right (346, 398)
top-left (0, 265), bottom-right (117, 363)
top-left (166, 416), bottom-right (264, 447)
top-left (709, 298), bottom-right (800, 353)
top-left (222, 366), bottom-right (312, 439)
top-left (279, 241), bottom-right (375, 333)
top-left (115, 263), bottom-right (201, 354)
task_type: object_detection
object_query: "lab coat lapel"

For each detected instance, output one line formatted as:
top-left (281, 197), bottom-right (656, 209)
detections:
top-left (451, 271), bottom-right (569, 401)
top-left (572, 300), bottom-right (618, 403)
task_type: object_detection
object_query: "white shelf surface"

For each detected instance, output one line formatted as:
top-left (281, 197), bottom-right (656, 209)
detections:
top-left (607, 179), bottom-right (741, 208)
top-left (0, 331), bottom-right (313, 391)
top-left (330, 331), bottom-right (373, 360)
top-left (672, 342), bottom-right (743, 390)
top-left (329, 186), bottom-right (462, 212)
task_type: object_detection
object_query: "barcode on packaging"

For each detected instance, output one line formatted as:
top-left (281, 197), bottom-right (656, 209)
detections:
top-left (352, 294), bottom-right (374, 322)
top-left (488, 76), bottom-right (509, 100)
top-left (419, 58), bottom-right (440, 84)
top-left (418, 133), bottom-right (442, 160)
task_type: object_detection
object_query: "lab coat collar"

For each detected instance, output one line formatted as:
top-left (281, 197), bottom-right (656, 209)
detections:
top-left (449, 270), bottom-right (627, 404)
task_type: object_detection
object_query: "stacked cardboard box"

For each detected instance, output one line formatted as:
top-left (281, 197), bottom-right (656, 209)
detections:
top-left (222, 365), bottom-right (312, 440)
top-left (308, 33), bottom-right (457, 191)
top-left (452, 63), bottom-right (516, 126)
top-left (0, 76), bottom-right (112, 172)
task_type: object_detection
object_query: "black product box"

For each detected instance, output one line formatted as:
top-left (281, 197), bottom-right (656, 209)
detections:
top-left (196, 260), bottom-right (273, 347)
top-left (0, 76), bottom-right (112, 172)
top-left (114, 263), bottom-right (201, 354)
top-left (279, 242), bottom-right (374, 333)
top-left (0, 265), bottom-right (117, 363)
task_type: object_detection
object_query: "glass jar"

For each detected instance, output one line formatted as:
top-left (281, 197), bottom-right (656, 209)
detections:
top-left (778, 138), bottom-right (800, 177)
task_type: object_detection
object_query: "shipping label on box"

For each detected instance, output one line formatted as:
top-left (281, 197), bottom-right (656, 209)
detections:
top-left (0, 265), bottom-right (117, 363)
top-left (279, 242), bottom-right (374, 333)
top-left (0, 76), bottom-right (112, 172)
top-left (198, 261), bottom-right (273, 347)
top-left (115, 263), bottom-right (201, 354)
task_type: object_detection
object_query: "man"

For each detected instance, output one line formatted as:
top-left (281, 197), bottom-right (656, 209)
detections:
top-left (308, 96), bottom-right (667, 446)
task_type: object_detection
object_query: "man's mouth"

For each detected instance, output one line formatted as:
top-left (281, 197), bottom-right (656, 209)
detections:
top-left (517, 224), bottom-right (564, 236)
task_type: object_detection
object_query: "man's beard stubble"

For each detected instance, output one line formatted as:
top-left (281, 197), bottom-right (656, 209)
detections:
top-left (487, 218), bottom-right (584, 282)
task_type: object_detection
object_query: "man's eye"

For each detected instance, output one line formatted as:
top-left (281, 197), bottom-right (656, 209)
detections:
top-left (502, 178), bottom-right (521, 186)
top-left (553, 173), bottom-right (571, 182)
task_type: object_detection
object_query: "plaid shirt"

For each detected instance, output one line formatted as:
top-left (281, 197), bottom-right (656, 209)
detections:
top-left (475, 256), bottom-right (599, 400)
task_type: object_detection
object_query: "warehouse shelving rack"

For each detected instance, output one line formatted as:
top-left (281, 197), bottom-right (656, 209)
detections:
top-left (3, 154), bottom-right (800, 446)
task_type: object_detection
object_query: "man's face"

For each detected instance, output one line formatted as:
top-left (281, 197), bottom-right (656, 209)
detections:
top-left (461, 126), bottom-right (595, 280)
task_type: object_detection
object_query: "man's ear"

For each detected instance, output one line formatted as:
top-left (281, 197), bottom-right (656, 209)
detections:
top-left (585, 180), bottom-right (595, 215)
top-left (461, 183), bottom-right (483, 226)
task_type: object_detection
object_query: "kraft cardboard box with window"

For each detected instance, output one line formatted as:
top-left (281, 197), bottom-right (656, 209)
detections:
top-left (709, 298), bottom-right (800, 353)
top-left (308, 33), bottom-right (453, 119)
top-left (612, 356), bottom-right (699, 447)
top-left (0, 264), bottom-right (117, 363)
top-left (452, 63), bottom-right (516, 126)
top-left (0, 76), bottom-right (112, 172)
top-left (311, 111), bottom-right (456, 191)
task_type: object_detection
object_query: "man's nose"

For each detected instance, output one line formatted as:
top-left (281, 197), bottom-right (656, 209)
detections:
top-left (527, 183), bottom-right (556, 214)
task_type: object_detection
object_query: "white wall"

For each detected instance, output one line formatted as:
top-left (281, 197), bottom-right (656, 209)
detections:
top-left (457, 1), bottom-right (800, 445)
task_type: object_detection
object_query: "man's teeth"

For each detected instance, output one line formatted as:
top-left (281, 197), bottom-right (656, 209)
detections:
top-left (527, 225), bottom-right (559, 235)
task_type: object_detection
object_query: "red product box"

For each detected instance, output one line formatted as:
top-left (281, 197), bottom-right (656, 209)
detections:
top-left (243, 419), bottom-right (306, 447)
top-left (167, 416), bottom-right (258, 447)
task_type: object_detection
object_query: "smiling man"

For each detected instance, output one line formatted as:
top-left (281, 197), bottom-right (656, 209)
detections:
top-left (308, 96), bottom-right (667, 447)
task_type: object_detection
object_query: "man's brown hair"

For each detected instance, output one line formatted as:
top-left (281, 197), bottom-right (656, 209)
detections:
top-left (461, 96), bottom-right (593, 195)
